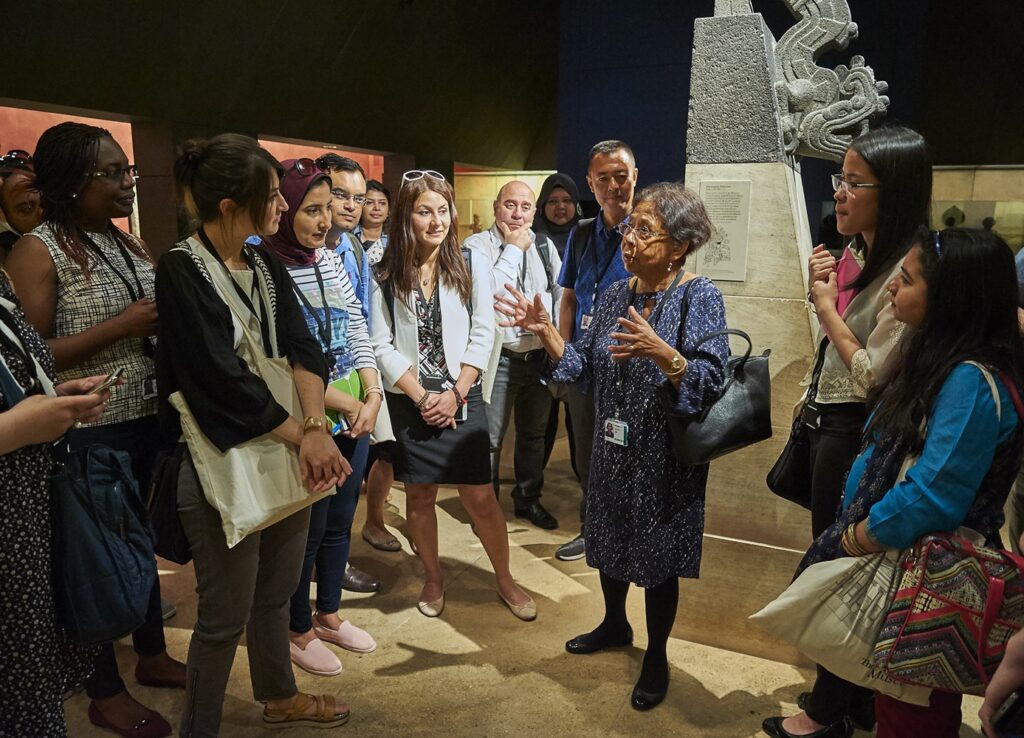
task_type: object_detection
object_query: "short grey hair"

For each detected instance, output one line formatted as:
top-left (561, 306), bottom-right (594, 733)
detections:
top-left (633, 182), bottom-right (713, 260)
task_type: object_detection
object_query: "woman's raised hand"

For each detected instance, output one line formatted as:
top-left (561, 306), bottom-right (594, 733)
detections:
top-left (609, 306), bottom-right (673, 361)
top-left (495, 283), bottom-right (550, 335)
top-left (808, 244), bottom-right (837, 291)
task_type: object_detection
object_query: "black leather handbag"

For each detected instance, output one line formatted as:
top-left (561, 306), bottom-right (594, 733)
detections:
top-left (765, 338), bottom-right (828, 509)
top-left (656, 281), bottom-right (772, 465)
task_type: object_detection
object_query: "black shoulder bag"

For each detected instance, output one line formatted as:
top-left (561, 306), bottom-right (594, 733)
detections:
top-left (656, 279), bottom-right (773, 465)
top-left (765, 337), bottom-right (829, 509)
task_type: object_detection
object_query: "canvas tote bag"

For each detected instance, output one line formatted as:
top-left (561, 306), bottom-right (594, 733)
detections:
top-left (169, 238), bottom-right (332, 547)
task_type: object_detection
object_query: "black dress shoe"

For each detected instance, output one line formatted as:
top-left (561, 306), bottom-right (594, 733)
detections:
top-left (762, 716), bottom-right (852, 738)
top-left (565, 624), bottom-right (633, 654)
top-left (341, 564), bottom-right (380, 593)
top-left (631, 675), bottom-right (669, 711)
top-left (796, 692), bottom-right (874, 732)
top-left (513, 500), bottom-right (558, 530)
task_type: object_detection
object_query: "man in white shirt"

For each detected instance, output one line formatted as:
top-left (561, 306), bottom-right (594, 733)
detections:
top-left (464, 181), bottom-right (563, 529)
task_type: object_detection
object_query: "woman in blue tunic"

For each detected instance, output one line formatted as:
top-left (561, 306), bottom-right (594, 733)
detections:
top-left (497, 182), bottom-right (729, 711)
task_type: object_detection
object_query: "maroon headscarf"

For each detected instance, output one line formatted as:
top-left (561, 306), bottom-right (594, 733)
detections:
top-left (261, 158), bottom-right (332, 266)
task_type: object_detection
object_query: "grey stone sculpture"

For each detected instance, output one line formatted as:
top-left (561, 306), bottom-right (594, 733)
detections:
top-left (774, 0), bottom-right (889, 161)
top-left (687, 0), bottom-right (889, 164)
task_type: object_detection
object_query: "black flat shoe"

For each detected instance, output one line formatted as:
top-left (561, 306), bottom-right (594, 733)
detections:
top-left (796, 692), bottom-right (875, 732)
top-left (565, 624), bottom-right (633, 655)
top-left (513, 501), bottom-right (558, 530)
top-left (630, 676), bottom-right (669, 711)
top-left (761, 716), bottom-right (852, 738)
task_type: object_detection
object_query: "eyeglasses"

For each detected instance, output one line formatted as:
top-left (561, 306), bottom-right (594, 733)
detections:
top-left (331, 189), bottom-right (366, 205)
top-left (0, 149), bottom-right (33, 173)
top-left (289, 158), bottom-right (324, 177)
top-left (88, 164), bottom-right (139, 182)
top-left (401, 169), bottom-right (445, 185)
top-left (615, 218), bottom-right (669, 243)
top-left (831, 173), bottom-right (880, 197)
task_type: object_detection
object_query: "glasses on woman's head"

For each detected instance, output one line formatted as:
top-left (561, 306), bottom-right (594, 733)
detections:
top-left (614, 218), bottom-right (669, 243)
top-left (88, 164), bottom-right (139, 182)
top-left (831, 173), bottom-right (880, 198)
top-left (289, 158), bottom-right (323, 177)
top-left (0, 149), bottom-right (33, 173)
top-left (401, 169), bottom-right (445, 185)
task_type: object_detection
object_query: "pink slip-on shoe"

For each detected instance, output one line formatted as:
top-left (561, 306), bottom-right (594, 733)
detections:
top-left (314, 619), bottom-right (377, 654)
top-left (289, 638), bottom-right (342, 676)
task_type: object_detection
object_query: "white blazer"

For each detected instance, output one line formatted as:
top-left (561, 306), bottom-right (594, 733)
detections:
top-left (368, 250), bottom-right (496, 393)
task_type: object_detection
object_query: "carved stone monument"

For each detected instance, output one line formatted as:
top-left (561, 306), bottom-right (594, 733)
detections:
top-left (680, 1), bottom-right (889, 664)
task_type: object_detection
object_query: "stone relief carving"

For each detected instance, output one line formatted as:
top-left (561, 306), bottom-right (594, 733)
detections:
top-left (714, 0), bottom-right (889, 162)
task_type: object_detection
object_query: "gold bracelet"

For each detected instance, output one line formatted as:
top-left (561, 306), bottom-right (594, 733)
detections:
top-left (414, 391), bottom-right (431, 409)
top-left (303, 415), bottom-right (327, 434)
top-left (364, 386), bottom-right (384, 398)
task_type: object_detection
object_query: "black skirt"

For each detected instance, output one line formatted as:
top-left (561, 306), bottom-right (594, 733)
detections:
top-left (387, 386), bottom-right (490, 485)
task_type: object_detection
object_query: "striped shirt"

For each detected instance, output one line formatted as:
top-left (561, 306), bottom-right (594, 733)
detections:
top-left (283, 249), bottom-right (376, 380)
top-left (33, 222), bottom-right (157, 425)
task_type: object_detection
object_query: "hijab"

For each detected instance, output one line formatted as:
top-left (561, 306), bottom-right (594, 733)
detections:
top-left (533, 172), bottom-right (581, 257)
top-left (261, 158), bottom-right (331, 266)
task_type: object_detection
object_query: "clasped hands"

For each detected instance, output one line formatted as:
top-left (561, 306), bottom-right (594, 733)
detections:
top-left (419, 389), bottom-right (459, 430)
top-left (808, 244), bottom-right (839, 314)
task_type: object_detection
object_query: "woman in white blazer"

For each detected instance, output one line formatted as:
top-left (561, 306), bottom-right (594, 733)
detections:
top-left (369, 171), bottom-right (536, 621)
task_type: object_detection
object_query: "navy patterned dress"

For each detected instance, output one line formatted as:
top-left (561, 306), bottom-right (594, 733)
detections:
top-left (0, 275), bottom-right (95, 736)
top-left (550, 277), bottom-right (729, 587)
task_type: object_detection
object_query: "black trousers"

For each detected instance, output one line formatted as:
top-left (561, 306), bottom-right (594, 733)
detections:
top-left (805, 402), bottom-right (871, 724)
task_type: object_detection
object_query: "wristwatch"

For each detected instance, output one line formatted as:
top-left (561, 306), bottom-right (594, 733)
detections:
top-left (666, 352), bottom-right (687, 378)
top-left (303, 415), bottom-right (327, 434)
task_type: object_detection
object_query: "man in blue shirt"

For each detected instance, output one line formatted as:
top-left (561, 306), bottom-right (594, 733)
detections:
top-left (317, 154), bottom-right (372, 325)
top-left (554, 140), bottom-right (637, 561)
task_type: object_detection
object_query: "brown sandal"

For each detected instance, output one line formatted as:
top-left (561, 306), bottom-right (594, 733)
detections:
top-left (263, 693), bottom-right (349, 729)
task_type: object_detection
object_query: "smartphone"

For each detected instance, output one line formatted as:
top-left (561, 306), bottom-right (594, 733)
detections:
top-left (90, 367), bottom-right (125, 394)
top-left (994, 688), bottom-right (1024, 736)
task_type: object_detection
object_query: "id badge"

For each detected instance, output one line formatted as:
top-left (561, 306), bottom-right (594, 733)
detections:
top-left (603, 418), bottom-right (628, 447)
top-left (142, 376), bottom-right (159, 400)
top-left (580, 314), bottom-right (593, 331)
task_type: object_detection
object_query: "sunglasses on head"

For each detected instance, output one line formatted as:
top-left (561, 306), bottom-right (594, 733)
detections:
top-left (288, 158), bottom-right (323, 177)
top-left (401, 169), bottom-right (445, 185)
top-left (0, 149), bottom-right (33, 173)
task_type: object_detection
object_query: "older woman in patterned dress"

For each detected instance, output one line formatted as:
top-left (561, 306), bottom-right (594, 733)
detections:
top-left (497, 181), bottom-right (729, 711)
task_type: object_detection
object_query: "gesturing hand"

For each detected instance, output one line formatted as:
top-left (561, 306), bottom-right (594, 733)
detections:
top-left (495, 283), bottom-right (550, 335)
top-left (608, 306), bottom-right (673, 361)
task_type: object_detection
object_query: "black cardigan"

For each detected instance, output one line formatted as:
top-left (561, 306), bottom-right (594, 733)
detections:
top-left (154, 245), bottom-right (327, 452)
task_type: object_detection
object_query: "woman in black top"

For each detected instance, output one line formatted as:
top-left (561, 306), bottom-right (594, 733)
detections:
top-left (156, 133), bottom-right (349, 736)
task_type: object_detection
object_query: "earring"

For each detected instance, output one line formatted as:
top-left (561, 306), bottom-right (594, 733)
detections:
top-left (666, 261), bottom-right (673, 273)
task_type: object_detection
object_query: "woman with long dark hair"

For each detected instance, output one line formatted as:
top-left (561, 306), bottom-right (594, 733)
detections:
top-left (158, 134), bottom-right (349, 735)
top-left (6, 121), bottom-right (183, 738)
top-left (765, 229), bottom-right (1024, 738)
top-left (764, 126), bottom-right (933, 738)
top-left (369, 171), bottom-right (534, 620)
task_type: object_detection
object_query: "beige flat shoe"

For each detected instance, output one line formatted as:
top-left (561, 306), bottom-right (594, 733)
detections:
top-left (417, 593), bottom-right (445, 618)
top-left (498, 590), bottom-right (537, 621)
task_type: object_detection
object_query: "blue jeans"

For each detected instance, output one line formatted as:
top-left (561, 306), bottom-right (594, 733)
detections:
top-left (288, 434), bottom-right (369, 633)
top-left (488, 350), bottom-right (552, 503)
top-left (66, 415), bottom-right (167, 699)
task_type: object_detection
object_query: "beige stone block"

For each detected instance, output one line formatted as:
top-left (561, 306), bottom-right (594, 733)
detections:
top-left (675, 535), bottom-right (811, 666)
top-left (932, 169), bottom-right (977, 201)
top-left (454, 174), bottom-right (499, 200)
top-left (973, 169), bottom-right (1024, 202)
top-left (685, 162), bottom-right (810, 301)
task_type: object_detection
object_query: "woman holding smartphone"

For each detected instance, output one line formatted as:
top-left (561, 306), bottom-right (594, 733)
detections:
top-left (7, 121), bottom-right (182, 738)
top-left (369, 171), bottom-right (534, 620)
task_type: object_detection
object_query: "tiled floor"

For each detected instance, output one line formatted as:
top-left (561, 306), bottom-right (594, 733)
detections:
top-left (65, 443), bottom-right (987, 737)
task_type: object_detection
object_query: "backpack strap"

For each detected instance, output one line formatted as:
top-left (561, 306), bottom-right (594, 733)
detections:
top-left (461, 247), bottom-right (474, 315)
top-left (535, 234), bottom-right (553, 292)
top-left (571, 217), bottom-right (598, 276)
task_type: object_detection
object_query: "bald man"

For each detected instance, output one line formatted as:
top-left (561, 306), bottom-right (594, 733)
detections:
top-left (463, 180), bottom-right (562, 530)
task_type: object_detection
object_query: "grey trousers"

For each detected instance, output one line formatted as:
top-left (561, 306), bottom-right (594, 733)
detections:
top-left (177, 450), bottom-right (311, 738)
top-left (565, 383), bottom-right (596, 525)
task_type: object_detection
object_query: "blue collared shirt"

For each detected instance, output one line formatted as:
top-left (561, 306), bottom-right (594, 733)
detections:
top-left (333, 232), bottom-right (372, 327)
top-left (556, 210), bottom-right (630, 340)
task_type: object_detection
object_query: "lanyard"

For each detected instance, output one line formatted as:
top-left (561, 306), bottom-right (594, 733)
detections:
top-left (614, 269), bottom-right (688, 413)
top-left (586, 227), bottom-right (621, 314)
top-left (80, 229), bottom-right (146, 300)
top-left (196, 227), bottom-right (273, 354)
top-left (291, 261), bottom-right (336, 367)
